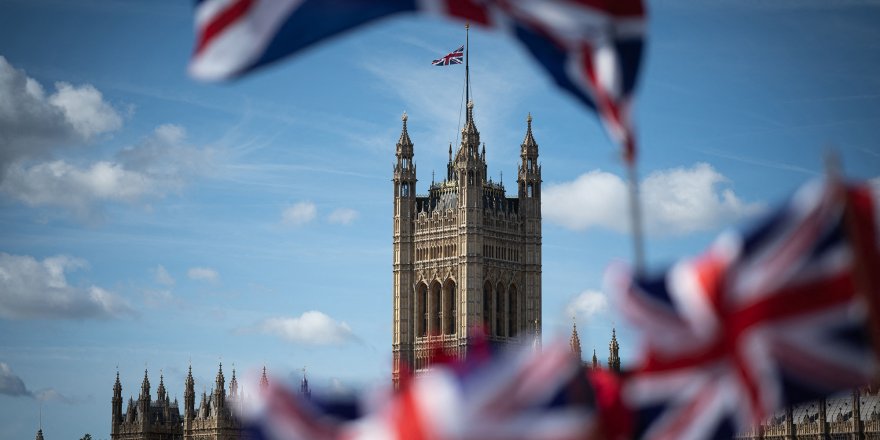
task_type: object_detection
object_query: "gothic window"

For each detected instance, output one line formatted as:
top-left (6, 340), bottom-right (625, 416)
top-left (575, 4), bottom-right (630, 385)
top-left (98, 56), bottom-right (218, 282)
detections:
top-left (443, 279), bottom-right (456, 335)
top-left (468, 171), bottom-right (474, 185)
top-left (527, 184), bottom-right (533, 198)
top-left (430, 280), bottom-right (442, 335)
top-left (508, 285), bottom-right (518, 337)
top-left (483, 281), bottom-right (493, 334)
top-left (528, 158), bottom-right (533, 171)
top-left (496, 282), bottom-right (506, 337)
top-left (416, 283), bottom-right (428, 338)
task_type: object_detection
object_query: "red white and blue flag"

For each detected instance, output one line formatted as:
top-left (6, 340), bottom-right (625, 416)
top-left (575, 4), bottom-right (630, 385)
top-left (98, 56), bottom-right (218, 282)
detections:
top-left (238, 341), bottom-right (604, 440)
top-left (608, 178), bottom-right (880, 439)
top-left (432, 45), bottom-right (464, 66)
top-left (189, 0), bottom-right (646, 163)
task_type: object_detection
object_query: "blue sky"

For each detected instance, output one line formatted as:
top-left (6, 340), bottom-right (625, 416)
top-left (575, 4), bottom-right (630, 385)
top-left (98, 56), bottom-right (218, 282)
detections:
top-left (1, 1), bottom-right (879, 439)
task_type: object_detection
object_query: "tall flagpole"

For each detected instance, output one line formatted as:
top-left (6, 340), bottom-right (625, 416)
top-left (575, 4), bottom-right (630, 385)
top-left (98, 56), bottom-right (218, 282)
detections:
top-left (465, 23), bottom-right (470, 105)
top-left (626, 158), bottom-right (645, 273)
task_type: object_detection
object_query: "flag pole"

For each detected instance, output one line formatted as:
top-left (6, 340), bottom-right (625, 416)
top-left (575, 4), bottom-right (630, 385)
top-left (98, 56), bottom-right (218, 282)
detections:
top-left (465, 23), bottom-right (470, 105)
top-left (625, 153), bottom-right (646, 274)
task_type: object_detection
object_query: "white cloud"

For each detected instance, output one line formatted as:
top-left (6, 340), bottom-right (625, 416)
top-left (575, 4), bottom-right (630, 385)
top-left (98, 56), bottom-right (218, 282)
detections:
top-left (0, 362), bottom-right (29, 397)
top-left (0, 56), bottom-right (122, 168)
top-left (154, 265), bottom-right (175, 286)
top-left (565, 290), bottom-right (609, 320)
top-left (543, 163), bottom-right (763, 236)
top-left (327, 208), bottom-right (359, 225)
top-left (282, 201), bottom-right (317, 226)
top-left (0, 362), bottom-right (75, 403)
top-left (0, 124), bottom-right (217, 219)
top-left (259, 311), bottom-right (355, 346)
top-left (187, 267), bottom-right (219, 283)
top-left (0, 252), bottom-right (134, 320)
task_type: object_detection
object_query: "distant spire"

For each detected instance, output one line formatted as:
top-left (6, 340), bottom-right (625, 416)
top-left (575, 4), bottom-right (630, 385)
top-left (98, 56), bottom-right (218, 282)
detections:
top-left (229, 366), bottom-right (238, 398)
top-left (592, 349), bottom-right (599, 370)
top-left (522, 112), bottom-right (538, 149)
top-left (157, 370), bottom-right (167, 402)
top-left (260, 366), bottom-right (269, 392)
top-left (569, 321), bottom-right (583, 363)
top-left (140, 369), bottom-right (150, 400)
top-left (397, 111), bottom-right (412, 150)
top-left (300, 367), bottom-right (311, 399)
top-left (608, 327), bottom-right (621, 373)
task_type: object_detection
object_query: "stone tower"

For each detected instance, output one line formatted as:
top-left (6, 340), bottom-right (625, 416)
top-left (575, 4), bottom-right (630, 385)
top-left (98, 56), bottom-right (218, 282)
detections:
top-left (608, 327), bottom-right (621, 373)
top-left (392, 102), bottom-right (542, 385)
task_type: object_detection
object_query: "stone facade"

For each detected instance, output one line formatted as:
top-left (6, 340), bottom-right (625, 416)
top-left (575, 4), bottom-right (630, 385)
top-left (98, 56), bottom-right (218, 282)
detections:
top-left (392, 101), bottom-right (542, 385)
top-left (735, 391), bottom-right (880, 440)
top-left (111, 365), bottom-right (297, 440)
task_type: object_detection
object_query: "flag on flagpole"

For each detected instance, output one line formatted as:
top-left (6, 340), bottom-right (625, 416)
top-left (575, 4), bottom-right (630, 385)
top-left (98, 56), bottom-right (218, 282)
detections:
top-left (607, 178), bottom-right (880, 439)
top-left (189, 0), bottom-right (646, 163)
top-left (432, 45), bottom-right (464, 66)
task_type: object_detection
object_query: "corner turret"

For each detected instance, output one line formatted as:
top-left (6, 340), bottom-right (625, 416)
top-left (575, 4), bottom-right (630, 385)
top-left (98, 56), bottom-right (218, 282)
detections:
top-left (608, 327), bottom-right (621, 373)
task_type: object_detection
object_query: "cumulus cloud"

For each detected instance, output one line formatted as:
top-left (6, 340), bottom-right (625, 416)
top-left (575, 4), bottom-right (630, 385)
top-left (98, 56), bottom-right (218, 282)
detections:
top-left (0, 124), bottom-right (217, 219)
top-left (543, 163), bottom-right (763, 236)
top-left (0, 362), bottom-right (29, 397)
top-left (187, 267), bottom-right (218, 282)
top-left (0, 252), bottom-right (135, 320)
top-left (565, 290), bottom-right (609, 320)
top-left (327, 208), bottom-right (359, 225)
top-left (259, 311), bottom-right (356, 346)
top-left (0, 56), bottom-right (122, 168)
top-left (154, 265), bottom-right (175, 286)
top-left (0, 362), bottom-right (76, 403)
top-left (282, 201), bottom-right (317, 226)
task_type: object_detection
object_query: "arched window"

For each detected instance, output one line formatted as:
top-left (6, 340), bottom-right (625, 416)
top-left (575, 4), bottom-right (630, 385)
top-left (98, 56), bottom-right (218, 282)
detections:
top-left (496, 282), bottom-right (506, 337)
top-left (508, 285), bottom-right (518, 337)
top-left (430, 281), bottom-right (442, 335)
top-left (468, 171), bottom-right (474, 185)
top-left (483, 281), bottom-right (493, 335)
top-left (416, 283), bottom-right (428, 338)
top-left (443, 279), bottom-right (456, 335)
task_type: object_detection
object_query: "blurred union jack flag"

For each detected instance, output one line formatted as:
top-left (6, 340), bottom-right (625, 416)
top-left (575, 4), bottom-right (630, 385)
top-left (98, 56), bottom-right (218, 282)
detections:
top-left (608, 178), bottom-right (880, 440)
top-left (432, 45), bottom-right (464, 66)
top-left (189, 0), bottom-right (646, 163)
top-left (239, 341), bottom-right (603, 440)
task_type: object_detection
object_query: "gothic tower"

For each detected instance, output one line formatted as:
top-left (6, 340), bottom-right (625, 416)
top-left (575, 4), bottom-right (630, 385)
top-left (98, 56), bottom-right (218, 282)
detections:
top-left (391, 102), bottom-right (542, 385)
top-left (608, 327), bottom-right (621, 373)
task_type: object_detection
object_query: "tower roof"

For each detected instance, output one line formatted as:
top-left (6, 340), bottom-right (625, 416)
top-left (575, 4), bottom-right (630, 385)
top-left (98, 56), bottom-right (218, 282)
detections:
top-left (522, 113), bottom-right (537, 149)
top-left (397, 111), bottom-right (412, 150)
top-left (569, 322), bottom-right (583, 362)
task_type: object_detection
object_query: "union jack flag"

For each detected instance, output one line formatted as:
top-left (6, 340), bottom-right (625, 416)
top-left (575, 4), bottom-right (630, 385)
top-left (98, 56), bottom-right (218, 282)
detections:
top-left (189, 0), bottom-right (646, 163)
top-left (607, 178), bottom-right (880, 439)
top-left (432, 45), bottom-right (464, 66)
top-left (238, 341), bottom-right (604, 440)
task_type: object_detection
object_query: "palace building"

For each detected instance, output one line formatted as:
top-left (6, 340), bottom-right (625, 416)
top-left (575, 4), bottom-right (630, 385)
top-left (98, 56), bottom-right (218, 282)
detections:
top-left (391, 100), bottom-right (543, 385)
top-left (109, 365), bottom-right (306, 440)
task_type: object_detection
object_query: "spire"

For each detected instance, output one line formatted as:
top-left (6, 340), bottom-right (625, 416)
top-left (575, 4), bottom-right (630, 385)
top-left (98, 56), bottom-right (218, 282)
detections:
top-left (114, 370), bottom-right (122, 397)
top-left (157, 371), bottom-right (166, 402)
top-left (140, 369), bottom-right (150, 400)
top-left (522, 113), bottom-right (537, 149)
top-left (300, 367), bottom-right (311, 399)
top-left (35, 428), bottom-right (44, 440)
top-left (460, 101), bottom-right (480, 150)
top-left (229, 366), bottom-right (238, 399)
top-left (215, 362), bottom-right (225, 390)
top-left (608, 327), bottom-right (621, 373)
top-left (396, 111), bottom-right (413, 156)
top-left (260, 366), bottom-right (269, 392)
top-left (592, 349), bottom-right (599, 370)
top-left (569, 322), bottom-right (582, 363)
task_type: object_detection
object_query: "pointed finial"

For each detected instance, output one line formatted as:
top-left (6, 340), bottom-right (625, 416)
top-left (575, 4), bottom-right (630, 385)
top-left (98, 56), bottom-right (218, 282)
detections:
top-left (465, 23), bottom-right (469, 30)
top-left (402, 111), bottom-right (408, 123)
